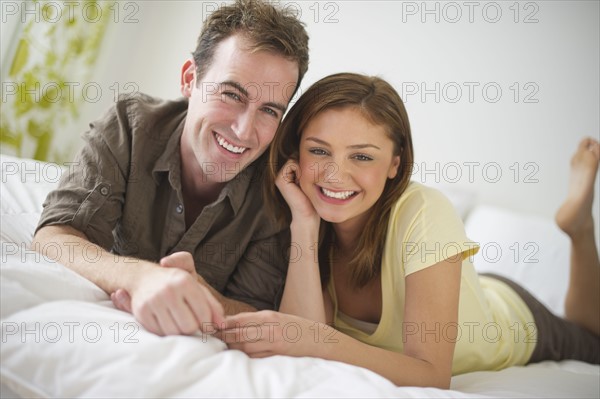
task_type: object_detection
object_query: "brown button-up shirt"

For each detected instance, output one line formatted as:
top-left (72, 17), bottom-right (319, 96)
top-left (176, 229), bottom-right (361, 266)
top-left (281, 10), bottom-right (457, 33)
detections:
top-left (37, 93), bottom-right (290, 310)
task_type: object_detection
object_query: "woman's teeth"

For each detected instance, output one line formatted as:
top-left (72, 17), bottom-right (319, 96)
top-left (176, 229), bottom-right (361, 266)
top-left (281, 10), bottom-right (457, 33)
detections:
top-left (321, 187), bottom-right (356, 200)
top-left (216, 134), bottom-right (247, 154)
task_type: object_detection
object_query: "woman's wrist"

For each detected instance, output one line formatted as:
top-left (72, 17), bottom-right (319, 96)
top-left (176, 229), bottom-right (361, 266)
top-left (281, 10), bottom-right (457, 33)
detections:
top-left (290, 218), bottom-right (321, 239)
top-left (288, 220), bottom-right (320, 267)
top-left (290, 217), bottom-right (320, 233)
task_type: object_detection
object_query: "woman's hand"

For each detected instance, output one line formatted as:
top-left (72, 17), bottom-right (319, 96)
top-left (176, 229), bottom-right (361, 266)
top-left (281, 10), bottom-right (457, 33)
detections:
top-left (216, 310), bottom-right (338, 358)
top-left (276, 159), bottom-right (320, 225)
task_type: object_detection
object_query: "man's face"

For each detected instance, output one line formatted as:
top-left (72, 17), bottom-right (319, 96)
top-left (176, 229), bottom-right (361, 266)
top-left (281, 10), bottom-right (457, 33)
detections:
top-left (180, 35), bottom-right (299, 187)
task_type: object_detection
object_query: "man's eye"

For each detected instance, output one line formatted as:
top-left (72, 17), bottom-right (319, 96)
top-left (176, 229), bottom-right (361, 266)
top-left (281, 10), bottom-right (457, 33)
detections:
top-left (263, 107), bottom-right (279, 118)
top-left (223, 92), bottom-right (241, 102)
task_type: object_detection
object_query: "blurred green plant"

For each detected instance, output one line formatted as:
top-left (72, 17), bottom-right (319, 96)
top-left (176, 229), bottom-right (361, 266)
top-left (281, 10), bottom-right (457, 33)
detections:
top-left (1, 0), bottom-right (113, 162)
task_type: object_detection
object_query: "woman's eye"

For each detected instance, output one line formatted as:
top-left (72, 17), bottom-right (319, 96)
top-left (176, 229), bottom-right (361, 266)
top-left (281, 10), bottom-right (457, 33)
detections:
top-left (309, 148), bottom-right (328, 156)
top-left (353, 154), bottom-right (373, 161)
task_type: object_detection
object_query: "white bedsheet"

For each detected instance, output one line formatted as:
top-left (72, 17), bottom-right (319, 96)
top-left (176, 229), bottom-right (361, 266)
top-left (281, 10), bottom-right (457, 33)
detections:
top-left (1, 154), bottom-right (598, 398)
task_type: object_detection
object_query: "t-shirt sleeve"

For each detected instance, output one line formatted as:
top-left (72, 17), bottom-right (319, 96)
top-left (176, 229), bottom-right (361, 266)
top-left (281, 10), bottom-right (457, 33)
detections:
top-left (35, 106), bottom-right (129, 251)
top-left (393, 185), bottom-right (479, 277)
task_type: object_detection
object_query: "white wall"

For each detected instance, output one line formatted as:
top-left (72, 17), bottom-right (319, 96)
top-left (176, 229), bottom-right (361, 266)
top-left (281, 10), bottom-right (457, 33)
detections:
top-left (5, 1), bottom-right (599, 229)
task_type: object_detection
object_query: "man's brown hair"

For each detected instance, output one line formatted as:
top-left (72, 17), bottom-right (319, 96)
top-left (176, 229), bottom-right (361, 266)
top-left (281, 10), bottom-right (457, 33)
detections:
top-left (193, 0), bottom-right (309, 93)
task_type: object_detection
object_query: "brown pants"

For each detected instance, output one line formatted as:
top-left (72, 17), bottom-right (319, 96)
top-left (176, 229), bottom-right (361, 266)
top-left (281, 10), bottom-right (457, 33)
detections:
top-left (482, 273), bottom-right (600, 364)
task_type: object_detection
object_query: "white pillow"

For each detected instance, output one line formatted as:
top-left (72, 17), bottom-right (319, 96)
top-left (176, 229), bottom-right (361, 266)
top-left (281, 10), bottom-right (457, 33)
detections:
top-left (0, 154), bottom-right (61, 246)
top-left (465, 205), bottom-right (570, 316)
top-left (1, 249), bottom-right (108, 320)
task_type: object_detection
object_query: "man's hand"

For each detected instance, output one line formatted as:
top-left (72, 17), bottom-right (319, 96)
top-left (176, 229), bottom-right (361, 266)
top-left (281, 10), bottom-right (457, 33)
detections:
top-left (159, 251), bottom-right (197, 275)
top-left (111, 252), bottom-right (224, 336)
top-left (32, 227), bottom-right (230, 337)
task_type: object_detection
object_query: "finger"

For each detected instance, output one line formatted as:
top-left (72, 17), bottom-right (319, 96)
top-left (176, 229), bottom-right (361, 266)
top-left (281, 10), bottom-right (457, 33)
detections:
top-left (135, 304), bottom-right (164, 336)
top-left (159, 252), bottom-right (191, 269)
top-left (217, 323), bottom-right (269, 345)
top-left (216, 326), bottom-right (265, 344)
top-left (226, 337), bottom-right (273, 356)
top-left (160, 252), bottom-right (196, 275)
top-left (214, 328), bottom-right (242, 344)
top-left (111, 290), bottom-right (125, 312)
top-left (152, 303), bottom-right (184, 336)
top-left (204, 289), bottom-right (225, 326)
top-left (112, 289), bottom-right (133, 313)
top-left (162, 281), bottom-right (205, 335)
top-left (168, 299), bottom-right (202, 335)
top-left (110, 292), bottom-right (121, 310)
top-left (185, 285), bottom-right (219, 331)
top-left (222, 310), bottom-right (275, 329)
top-left (248, 351), bottom-right (276, 359)
top-left (278, 160), bottom-right (300, 184)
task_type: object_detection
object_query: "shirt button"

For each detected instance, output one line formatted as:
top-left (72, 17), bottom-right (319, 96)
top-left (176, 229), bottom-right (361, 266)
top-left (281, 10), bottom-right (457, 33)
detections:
top-left (176, 204), bottom-right (184, 214)
top-left (100, 186), bottom-right (109, 196)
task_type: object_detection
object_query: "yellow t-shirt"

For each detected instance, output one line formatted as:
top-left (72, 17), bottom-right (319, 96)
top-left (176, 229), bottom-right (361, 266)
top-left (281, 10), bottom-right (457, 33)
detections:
top-left (327, 182), bottom-right (537, 375)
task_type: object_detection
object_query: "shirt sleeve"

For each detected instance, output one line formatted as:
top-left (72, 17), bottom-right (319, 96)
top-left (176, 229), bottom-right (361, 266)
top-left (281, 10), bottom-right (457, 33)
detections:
top-left (223, 228), bottom-right (290, 311)
top-left (395, 185), bottom-right (480, 277)
top-left (36, 105), bottom-right (130, 251)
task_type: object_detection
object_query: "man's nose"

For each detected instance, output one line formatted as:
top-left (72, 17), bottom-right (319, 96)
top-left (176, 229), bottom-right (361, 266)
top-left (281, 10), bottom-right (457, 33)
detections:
top-left (232, 110), bottom-right (256, 142)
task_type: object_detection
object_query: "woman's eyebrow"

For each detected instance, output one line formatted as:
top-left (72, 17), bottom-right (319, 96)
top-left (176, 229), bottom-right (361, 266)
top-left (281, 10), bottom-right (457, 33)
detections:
top-left (347, 143), bottom-right (381, 150)
top-left (305, 137), bottom-right (380, 150)
top-left (305, 137), bottom-right (330, 146)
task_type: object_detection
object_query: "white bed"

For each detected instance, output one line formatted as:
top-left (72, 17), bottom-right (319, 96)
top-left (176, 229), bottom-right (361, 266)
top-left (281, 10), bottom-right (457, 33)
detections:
top-left (1, 154), bottom-right (599, 398)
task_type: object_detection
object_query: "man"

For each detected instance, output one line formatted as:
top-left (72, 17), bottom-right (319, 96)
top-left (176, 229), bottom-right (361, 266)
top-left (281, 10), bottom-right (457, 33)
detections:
top-left (32, 0), bottom-right (309, 336)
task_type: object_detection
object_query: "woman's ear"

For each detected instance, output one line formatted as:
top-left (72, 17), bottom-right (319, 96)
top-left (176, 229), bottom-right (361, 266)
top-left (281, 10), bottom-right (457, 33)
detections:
top-left (388, 155), bottom-right (401, 179)
top-left (180, 59), bottom-right (196, 98)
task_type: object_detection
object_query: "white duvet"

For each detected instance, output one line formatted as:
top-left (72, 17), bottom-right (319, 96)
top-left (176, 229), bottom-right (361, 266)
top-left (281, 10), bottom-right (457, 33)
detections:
top-left (1, 154), bottom-right (599, 398)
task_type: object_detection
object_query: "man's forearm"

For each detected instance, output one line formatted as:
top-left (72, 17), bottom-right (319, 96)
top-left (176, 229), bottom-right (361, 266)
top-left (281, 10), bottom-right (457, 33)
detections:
top-left (34, 225), bottom-right (256, 316)
top-left (34, 225), bottom-right (229, 336)
top-left (31, 225), bottom-right (154, 294)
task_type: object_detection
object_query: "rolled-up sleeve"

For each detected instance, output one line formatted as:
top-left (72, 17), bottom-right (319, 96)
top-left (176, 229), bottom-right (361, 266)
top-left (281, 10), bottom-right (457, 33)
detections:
top-left (36, 106), bottom-right (129, 251)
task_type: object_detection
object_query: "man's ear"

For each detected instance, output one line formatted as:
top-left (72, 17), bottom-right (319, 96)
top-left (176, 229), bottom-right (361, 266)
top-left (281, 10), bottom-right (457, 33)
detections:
top-left (181, 59), bottom-right (195, 98)
top-left (388, 155), bottom-right (401, 179)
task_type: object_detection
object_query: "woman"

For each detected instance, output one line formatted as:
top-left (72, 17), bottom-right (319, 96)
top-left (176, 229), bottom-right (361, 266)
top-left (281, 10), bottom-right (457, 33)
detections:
top-left (217, 73), bottom-right (600, 388)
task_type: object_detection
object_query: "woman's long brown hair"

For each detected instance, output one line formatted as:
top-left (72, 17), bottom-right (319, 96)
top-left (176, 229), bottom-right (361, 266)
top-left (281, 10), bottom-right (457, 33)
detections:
top-left (264, 73), bottom-right (414, 288)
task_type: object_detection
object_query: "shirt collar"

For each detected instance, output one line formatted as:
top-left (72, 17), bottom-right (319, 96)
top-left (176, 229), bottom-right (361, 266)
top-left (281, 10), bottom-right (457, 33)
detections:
top-left (220, 154), bottom-right (265, 216)
top-left (152, 119), bottom-right (266, 216)
top-left (152, 117), bottom-right (185, 182)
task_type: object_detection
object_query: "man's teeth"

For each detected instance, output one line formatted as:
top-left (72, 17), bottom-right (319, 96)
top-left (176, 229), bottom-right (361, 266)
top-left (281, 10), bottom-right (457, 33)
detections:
top-left (216, 134), bottom-right (247, 154)
top-left (321, 188), bottom-right (356, 200)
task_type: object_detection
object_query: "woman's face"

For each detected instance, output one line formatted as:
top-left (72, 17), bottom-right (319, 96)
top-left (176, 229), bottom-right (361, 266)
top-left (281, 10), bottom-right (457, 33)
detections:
top-left (298, 107), bottom-right (400, 227)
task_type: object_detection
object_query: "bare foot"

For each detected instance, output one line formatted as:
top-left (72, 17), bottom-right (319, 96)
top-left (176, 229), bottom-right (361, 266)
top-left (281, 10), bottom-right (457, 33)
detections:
top-left (555, 137), bottom-right (600, 238)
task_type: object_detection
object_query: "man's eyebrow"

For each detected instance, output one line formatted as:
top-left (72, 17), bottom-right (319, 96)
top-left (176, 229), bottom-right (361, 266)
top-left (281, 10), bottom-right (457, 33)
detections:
top-left (264, 101), bottom-right (287, 114)
top-left (221, 80), bottom-right (287, 114)
top-left (221, 80), bottom-right (249, 98)
top-left (305, 137), bottom-right (381, 150)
